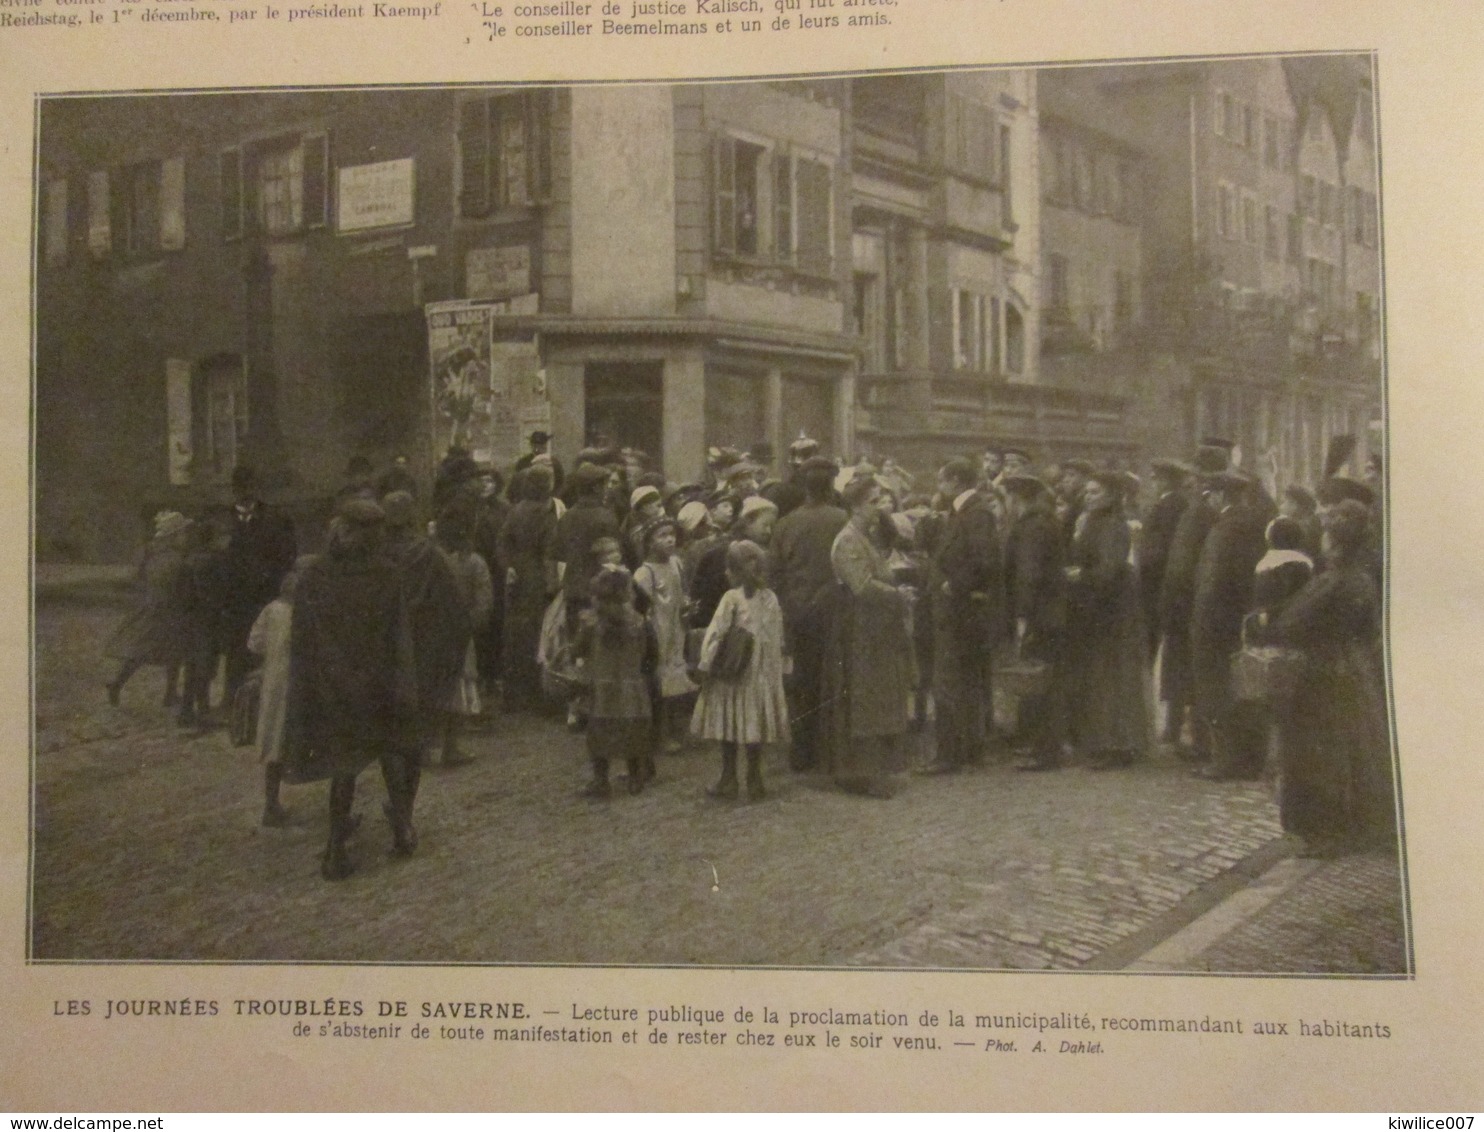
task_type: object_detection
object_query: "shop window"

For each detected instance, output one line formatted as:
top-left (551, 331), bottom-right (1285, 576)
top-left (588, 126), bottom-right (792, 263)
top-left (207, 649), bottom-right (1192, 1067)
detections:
top-left (458, 91), bottom-right (549, 219)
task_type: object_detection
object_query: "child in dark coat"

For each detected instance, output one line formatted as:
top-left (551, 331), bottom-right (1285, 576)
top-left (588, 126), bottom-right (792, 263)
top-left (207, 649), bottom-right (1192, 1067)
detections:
top-left (574, 566), bottom-right (659, 798)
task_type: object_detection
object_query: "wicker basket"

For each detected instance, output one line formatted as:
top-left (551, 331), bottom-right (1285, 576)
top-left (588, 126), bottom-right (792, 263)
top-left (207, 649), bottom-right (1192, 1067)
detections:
top-left (1230, 645), bottom-right (1306, 703)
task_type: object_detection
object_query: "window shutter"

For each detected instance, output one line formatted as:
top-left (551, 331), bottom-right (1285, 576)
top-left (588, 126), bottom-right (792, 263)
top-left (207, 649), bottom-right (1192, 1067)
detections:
top-left (524, 89), bottom-right (551, 204)
top-left (795, 157), bottom-right (832, 275)
top-left (773, 148), bottom-right (794, 264)
top-left (459, 97), bottom-right (491, 219)
top-left (712, 134), bottom-right (737, 257)
top-left (220, 148), bottom-right (243, 242)
top-left (302, 132), bottom-right (329, 229)
top-left (160, 157), bottom-right (186, 250)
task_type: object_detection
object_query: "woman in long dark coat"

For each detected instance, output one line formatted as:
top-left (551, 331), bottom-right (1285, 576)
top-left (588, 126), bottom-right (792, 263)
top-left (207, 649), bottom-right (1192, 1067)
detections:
top-left (104, 511), bottom-right (193, 706)
top-left (498, 464), bottom-right (561, 712)
top-left (283, 499), bottom-right (417, 881)
top-left (1064, 471), bottom-right (1150, 768)
top-left (820, 474), bottom-right (914, 798)
top-left (1253, 499), bottom-right (1396, 856)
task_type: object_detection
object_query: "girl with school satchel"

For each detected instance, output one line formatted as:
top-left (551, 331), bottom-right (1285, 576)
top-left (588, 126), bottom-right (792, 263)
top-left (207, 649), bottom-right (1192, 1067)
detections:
top-left (689, 540), bottom-right (788, 801)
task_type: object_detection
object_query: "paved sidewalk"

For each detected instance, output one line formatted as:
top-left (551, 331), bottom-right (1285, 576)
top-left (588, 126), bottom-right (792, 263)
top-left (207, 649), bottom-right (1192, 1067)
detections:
top-left (1128, 845), bottom-right (1409, 975)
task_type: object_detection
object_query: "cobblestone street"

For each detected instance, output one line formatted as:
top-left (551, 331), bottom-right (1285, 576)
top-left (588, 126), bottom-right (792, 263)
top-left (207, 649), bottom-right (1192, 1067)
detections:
top-left (31, 597), bottom-right (1411, 973)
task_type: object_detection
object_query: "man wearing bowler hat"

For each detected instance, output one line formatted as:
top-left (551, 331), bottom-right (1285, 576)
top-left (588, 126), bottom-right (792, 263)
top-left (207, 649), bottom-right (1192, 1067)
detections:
top-left (221, 464), bottom-right (298, 710)
top-left (515, 430), bottom-right (564, 495)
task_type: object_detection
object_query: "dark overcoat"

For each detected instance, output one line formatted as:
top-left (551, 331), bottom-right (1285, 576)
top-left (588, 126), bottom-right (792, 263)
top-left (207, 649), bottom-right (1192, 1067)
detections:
top-left (282, 545), bottom-right (410, 783)
top-left (1065, 507), bottom-right (1149, 754)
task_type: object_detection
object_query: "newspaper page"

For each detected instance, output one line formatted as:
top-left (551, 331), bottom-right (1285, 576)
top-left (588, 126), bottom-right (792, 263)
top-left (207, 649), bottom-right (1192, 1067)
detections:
top-left (2, 0), bottom-right (1482, 1112)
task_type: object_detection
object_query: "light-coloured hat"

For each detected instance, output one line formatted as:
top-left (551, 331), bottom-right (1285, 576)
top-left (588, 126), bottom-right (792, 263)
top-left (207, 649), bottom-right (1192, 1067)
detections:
top-left (630, 485), bottom-right (662, 510)
top-left (676, 501), bottom-right (709, 532)
top-left (738, 495), bottom-right (779, 523)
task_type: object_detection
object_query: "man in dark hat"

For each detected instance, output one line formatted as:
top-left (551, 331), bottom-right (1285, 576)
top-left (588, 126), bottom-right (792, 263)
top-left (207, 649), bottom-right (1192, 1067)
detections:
top-left (1190, 470), bottom-right (1269, 780)
top-left (514, 430), bottom-right (565, 494)
top-left (221, 464), bottom-right (298, 711)
top-left (767, 455), bottom-right (847, 771)
top-left (920, 458), bottom-right (1004, 774)
top-left (1002, 474), bottom-right (1068, 771)
top-left (1138, 459), bottom-right (1193, 657)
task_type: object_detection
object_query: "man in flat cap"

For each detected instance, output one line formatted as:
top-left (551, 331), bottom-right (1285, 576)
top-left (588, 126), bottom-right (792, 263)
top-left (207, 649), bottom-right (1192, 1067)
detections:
top-left (767, 455), bottom-right (847, 771)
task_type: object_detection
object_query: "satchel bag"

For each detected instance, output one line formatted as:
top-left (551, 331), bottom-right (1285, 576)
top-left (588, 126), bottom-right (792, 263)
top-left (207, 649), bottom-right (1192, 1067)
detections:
top-left (1230, 623), bottom-right (1305, 704)
top-left (709, 608), bottom-right (755, 682)
top-left (229, 669), bottom-right (263, 748)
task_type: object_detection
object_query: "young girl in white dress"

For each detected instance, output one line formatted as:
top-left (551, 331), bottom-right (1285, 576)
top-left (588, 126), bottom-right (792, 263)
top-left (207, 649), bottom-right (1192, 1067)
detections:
top-left (690, 539), bottom-right (788, 801)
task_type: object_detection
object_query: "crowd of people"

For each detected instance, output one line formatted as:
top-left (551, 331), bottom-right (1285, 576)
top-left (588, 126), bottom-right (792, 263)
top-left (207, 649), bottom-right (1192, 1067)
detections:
top-left (101, 427), bottom-right (1398, 879)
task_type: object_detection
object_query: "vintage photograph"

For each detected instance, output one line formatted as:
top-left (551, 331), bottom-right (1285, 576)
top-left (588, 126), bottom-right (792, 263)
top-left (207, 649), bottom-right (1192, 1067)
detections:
top-left (30, 54), bottom-right (1407, 973)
